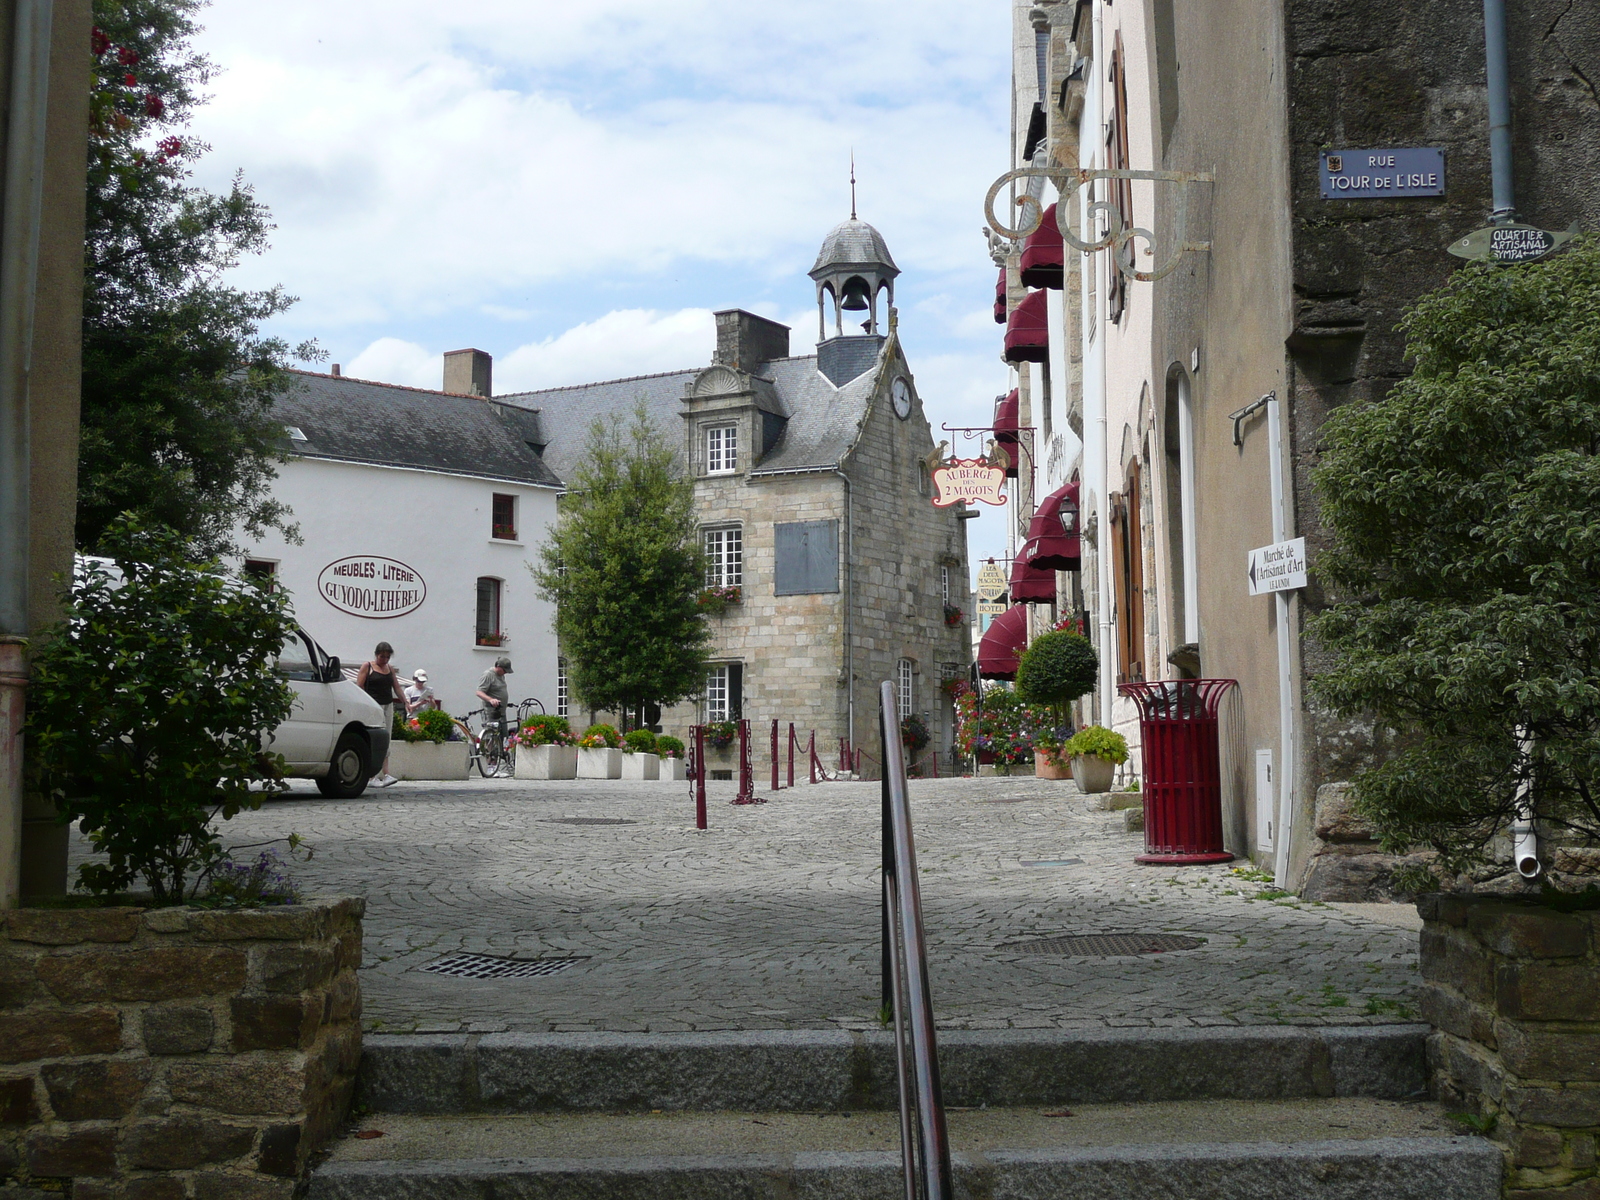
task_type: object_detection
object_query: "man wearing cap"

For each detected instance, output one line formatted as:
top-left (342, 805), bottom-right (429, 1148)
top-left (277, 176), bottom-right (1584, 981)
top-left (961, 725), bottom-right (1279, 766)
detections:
top-left (475, 657), bottom-right (514, 776)
top-left (404, 669), bottom-right (437, 714)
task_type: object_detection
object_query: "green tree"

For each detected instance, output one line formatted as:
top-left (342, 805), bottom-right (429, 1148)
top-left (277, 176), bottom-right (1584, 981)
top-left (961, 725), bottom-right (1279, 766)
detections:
top-left (27, 518), bottom-right (298, 902)
top-left (78, 0), bottom-right (313, 556)
top-left (1310, 238), bottom-right (1600, 882)
top-left (533, 405), bottom-right (712, 721)
top-left (1015, 629), bottom-right (1098, 734)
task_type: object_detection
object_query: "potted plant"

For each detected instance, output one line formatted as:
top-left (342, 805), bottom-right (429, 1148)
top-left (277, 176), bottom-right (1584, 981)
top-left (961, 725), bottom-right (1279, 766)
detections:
top-left (390, 708), bottom-right (470, 780)
top-left (657, 734), bottom-right (687, 781)
top-left (576, 722), bottom-right (623, 778)
top-left (954, 684), bottom-right (1041, 774)
top-left (696, 585), bottom-right (742, 616)
top-left (1062, 725), bottom-right (1129, 794)
top-left (514, 714), bottom-right (578, 779)
top-left (1015, 630), bottom-right (1099, 783)
top-left (943, 604), bottom-right (964, 627)
top-left (621, 728), bottom-right (661, 780)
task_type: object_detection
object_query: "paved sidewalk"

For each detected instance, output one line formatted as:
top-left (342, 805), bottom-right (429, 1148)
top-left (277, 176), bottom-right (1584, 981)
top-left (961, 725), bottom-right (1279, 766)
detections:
top-left (78, 776), bottom-right (1421, 1034)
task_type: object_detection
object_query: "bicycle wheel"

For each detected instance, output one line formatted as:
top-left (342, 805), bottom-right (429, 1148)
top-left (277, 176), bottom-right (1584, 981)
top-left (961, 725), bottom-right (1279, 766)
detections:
top-left (481, 728), bottom-right (504, 777)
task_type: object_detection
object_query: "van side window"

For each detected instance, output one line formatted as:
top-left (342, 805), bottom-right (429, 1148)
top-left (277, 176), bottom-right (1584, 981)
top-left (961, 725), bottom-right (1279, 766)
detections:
top-left (274, 633), bottom-right (320, 682)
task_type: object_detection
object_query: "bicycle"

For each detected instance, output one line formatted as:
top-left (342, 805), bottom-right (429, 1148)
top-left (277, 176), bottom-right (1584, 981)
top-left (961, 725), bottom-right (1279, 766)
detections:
top-left (452, 707), bottom-right (513, 778)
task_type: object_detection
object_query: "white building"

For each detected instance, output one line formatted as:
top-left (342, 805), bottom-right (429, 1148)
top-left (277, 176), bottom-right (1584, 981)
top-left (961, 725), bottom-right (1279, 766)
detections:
top-left (231, 367), bottom-right (563, 720)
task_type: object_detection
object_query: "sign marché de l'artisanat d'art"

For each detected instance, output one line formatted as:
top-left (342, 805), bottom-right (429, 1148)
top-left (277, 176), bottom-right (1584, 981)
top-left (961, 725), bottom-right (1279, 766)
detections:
top-left (931, 458), bottom-right (1008, 508)
top-left (1320, 148), bottom-right (1445, 199)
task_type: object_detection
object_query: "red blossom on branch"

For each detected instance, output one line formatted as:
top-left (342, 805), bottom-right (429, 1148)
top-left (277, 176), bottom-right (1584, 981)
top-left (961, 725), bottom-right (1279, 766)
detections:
top-left (144, 93), bottom-right (164, 119)
top-left (155, 136), bottom-right (182, 161)
top-left (116, 46), bottom-right (139, 66)
top-left (123, 72), bottom-right (136, 86)
top-left (90, 26), bottom-right (110, 56)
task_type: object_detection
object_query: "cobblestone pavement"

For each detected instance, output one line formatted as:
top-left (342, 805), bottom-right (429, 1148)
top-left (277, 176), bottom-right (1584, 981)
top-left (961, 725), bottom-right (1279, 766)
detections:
top-left (99, 776), bottom-right (1421, 1034)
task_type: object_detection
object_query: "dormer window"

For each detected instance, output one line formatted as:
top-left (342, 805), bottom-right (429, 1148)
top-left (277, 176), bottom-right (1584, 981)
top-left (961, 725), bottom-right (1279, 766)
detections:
top-left (706, 424), bottom-right (738, 475)
top-left (284, 425), bottom-right (307, 441)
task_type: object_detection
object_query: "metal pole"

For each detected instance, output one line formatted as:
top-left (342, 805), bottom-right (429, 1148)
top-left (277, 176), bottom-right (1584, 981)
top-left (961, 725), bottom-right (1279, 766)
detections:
top-left (1267, 396), bottom-right (1298, 890)
top-left (694, 726), bottom-right (707, 830)
top-left (1482, 0), bottom-right (1516, 223)
top-left (809, 731), bottom-right (817, 785)
top-left (787, 722), bottom-right (795, 789)
top-left (884, 869), bottom-right (918, 1200)
top-left (770, 718), bottom-right (779, 791)
top-left (0, 0), bottom-right (56, 909)
top-left (880, 704), bottom-right (894, 1016)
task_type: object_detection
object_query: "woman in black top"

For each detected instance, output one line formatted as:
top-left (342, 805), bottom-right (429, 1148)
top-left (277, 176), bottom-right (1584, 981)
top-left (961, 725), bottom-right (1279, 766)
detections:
top-left (357, 641), bottom-right (410, 787)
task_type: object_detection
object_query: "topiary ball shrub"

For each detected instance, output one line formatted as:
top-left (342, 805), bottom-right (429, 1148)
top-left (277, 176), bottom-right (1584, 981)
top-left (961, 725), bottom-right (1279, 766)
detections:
top-left (656, 735), bottom-right (685, 759)
top-left (623, 729), bottom-right (658, 755)
top-left (1015, 630), bottom-right (1098, 732)
top-left (519, 714), bottom-right (572, 745)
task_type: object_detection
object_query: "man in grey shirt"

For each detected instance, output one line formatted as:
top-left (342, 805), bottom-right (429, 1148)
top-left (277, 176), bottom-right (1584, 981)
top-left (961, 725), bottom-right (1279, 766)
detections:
top-left (476, 657), bottom-right (513, 774)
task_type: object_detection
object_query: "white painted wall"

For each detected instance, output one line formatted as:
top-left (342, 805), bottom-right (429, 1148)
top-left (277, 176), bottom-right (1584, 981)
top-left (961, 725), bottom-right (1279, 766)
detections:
top-left (231, 457), bottom-right (560, 720)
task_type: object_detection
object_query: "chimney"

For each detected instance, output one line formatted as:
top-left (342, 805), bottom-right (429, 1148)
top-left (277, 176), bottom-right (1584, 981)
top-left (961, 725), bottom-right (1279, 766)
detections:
top-left (443, 348), bottom-right (492, 397)
top-left (712, 310), bottom-right (789, 371)
top-left (331, 364), bottom-right (341, 376)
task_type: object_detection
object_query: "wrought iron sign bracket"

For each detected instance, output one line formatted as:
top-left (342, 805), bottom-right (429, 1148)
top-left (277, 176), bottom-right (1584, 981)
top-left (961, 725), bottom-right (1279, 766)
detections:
top-left (984, 166), bottom-right (1215, 283)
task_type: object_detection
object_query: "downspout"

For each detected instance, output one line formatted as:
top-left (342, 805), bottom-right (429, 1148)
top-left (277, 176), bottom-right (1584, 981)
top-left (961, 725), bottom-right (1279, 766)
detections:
top-left (1482, 0), bottom-right (1516, 224)
top-left (1266, 394), bottom-right (1298, 890)
top-left (0, 0), bottom-right (55, 908)
top-left (834, 467), bottom-right (854, 751)
top-left (1511, 727), bottom-right (1541, 878)
top-left (1090, 0), bottom-right (1113, 727)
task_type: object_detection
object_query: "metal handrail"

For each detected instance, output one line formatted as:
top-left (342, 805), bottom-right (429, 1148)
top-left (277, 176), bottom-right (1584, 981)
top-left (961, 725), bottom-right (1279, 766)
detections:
top-left (879, 681), bottom-right (953, 1200)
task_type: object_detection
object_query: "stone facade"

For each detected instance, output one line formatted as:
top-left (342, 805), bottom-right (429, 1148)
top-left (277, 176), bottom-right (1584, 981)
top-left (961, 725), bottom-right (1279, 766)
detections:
top-left (1, 898), bottom-right (363, 1197)
top-left (1420, 894), bottom-right (1600, 1198)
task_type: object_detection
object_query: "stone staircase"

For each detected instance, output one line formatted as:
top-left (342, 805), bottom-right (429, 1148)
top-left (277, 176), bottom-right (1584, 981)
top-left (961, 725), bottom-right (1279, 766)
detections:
top-left (306, 1025), bottom-right (1502, 1198)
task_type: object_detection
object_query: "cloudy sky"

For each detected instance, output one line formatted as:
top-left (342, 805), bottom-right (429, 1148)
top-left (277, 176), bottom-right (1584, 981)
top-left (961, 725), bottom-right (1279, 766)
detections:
top-left (184, 1), bottom-right (1020, 570)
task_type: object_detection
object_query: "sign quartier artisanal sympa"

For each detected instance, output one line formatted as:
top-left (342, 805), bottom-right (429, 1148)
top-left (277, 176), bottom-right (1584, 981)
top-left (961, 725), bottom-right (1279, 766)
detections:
top-left (1320, 148), bottom-right (1445, 199)
top-left (1247, 538), bottom-right (1307, 597)
top-left (931, 458), bottom-right (1008, 508)
top-left (317, 555), bottom-right (427, 619)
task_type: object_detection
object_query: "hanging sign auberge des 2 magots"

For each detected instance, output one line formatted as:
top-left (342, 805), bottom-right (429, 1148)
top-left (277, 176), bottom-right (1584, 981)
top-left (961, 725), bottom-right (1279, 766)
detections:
top-left (317, 555), bottom-right (427, 619)
top-left (931, 458), bottom-right (1007, 508)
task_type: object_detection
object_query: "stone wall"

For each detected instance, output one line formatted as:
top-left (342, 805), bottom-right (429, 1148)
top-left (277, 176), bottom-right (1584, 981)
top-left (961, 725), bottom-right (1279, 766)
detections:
top-left (1, 897), bottom-right (363, 1198)
top-left (1419, 893), bottom-right (1600, 1198)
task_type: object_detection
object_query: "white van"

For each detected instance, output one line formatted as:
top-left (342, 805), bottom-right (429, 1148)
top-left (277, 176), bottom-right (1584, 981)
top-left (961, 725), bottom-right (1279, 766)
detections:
top-left (273, 628), bottom-right (390, 798)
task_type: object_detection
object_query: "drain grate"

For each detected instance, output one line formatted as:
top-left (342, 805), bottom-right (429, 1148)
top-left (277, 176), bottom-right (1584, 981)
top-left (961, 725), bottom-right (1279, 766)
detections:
top-left (541, 817), bottom-right (637, 826)
top-left (1001, 933), bottom-right (1204, 957)
top-left (419, 953), bottom-right (587, 980)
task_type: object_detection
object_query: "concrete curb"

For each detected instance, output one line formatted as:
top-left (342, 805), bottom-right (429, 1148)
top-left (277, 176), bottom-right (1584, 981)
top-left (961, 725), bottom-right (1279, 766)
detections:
top-left (307, 1137), bottom-right (1501, 1200)
top-left (357, 1025), bottom-right (1431, 1114)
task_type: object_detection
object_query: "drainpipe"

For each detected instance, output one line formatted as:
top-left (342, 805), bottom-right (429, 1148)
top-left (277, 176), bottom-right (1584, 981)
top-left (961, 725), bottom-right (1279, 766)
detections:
top-left (1266, 394), bottom-right (1298, 890)
top-left (1091, 0), bottom-right (1113, 729)
top-left (1511, 727), bottom-right (1541, 879)
top-left (834, 467), bottom-right (854, 751)
top-left (1482, 0), bottom-right (1516, 224)
top-left (0, 0), bottom-right (55, 909)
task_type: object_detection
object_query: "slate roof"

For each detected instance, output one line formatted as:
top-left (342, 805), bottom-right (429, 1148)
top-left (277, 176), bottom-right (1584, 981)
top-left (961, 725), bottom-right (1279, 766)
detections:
top-left (494, 342), bottom-right (888, 483)
top-left (273, 371), bottom-right (562, 489)
top-left (809, 218), bottom-right (899, 276)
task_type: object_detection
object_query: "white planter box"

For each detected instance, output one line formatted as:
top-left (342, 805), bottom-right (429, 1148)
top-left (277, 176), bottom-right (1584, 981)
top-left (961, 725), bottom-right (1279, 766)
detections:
top-left (388, 740), bottom-right (469, 781)
top-left (515, 744), bottom-right (578, 780)
top-left (660, 757), bottom-right (687, 782)
top-left (621, 752), bottom-right (660, 780)
top-left (577, 747), bottom-right (622, 779)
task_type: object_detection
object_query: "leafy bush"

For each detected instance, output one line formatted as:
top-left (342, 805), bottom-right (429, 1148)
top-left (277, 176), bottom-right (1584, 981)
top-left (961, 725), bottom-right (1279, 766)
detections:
top-left (395, 708), bottom-right (453, 744)
top-left (901, 713), bottom-right (931, 755)
top-left (578, 723), bottom-right (622, 749)
top-left (518, 714), bottom-right (573, 746)
top-left (624, 729), bottom-right (658, 754)
top-left (657, 735), bottom-right (685, 759)
top-left (1015, 630), bottom-right (1098, 732)
top-left (1311, 237), bottom-right (1600, 882)
top-left (703, 720), bottom-right (738, 750)
top-left (198, 849), bottom-right (300, 908)
top-left (1064, 726), bottom-right (1129, 764)
top-left (27, 518), bottom-right (297, 903)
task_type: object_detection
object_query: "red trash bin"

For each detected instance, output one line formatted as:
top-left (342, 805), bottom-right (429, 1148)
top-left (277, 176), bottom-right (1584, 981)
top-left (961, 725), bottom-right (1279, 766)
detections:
top-left (1117, 679), bottom-right (1237, 865)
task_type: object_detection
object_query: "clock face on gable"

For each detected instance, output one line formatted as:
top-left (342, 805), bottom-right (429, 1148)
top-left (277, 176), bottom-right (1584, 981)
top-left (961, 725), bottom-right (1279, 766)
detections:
top-left (890, 376), bottom-right (913, 420)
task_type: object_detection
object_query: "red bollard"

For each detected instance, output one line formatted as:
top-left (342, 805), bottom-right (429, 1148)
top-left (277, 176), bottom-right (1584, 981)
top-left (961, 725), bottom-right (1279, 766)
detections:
top-left (808, 731), bottom-right (818, 784)
top-left (787, 723), bottom-right (795, 788)
top-left (770, 718), bottom-right (780, 791)
top-left (694, 725), bottom-right (707, 830)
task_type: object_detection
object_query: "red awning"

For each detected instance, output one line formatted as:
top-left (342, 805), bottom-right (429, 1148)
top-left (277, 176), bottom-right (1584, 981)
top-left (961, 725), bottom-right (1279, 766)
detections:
top-left (993, 266), bottom-right (1007, 324)
top-left (1020, 480), bottom-right (1081, 571)
top-left (1019, 204), bottom-right (1064, 289)
top-left (993, 389), bottom-right (1019, 445)
top-left (1009, 551), bottom-right (1057, 604)
top-left (1003, 288), bottom-right (1049, 364)
top-left (977, 604), bottom-right (1029, 680)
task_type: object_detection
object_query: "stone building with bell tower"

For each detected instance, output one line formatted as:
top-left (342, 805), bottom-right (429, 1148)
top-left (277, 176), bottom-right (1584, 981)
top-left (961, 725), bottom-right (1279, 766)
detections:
top-left (493, 217), bottom-right (974, 763)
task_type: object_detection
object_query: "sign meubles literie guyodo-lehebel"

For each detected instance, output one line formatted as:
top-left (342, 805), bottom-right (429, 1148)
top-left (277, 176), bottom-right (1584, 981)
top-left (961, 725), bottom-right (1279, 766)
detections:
top-left (317, 555), bottom-right (427, 619)
top-left (1247, 538), bottom-right (1307, 597)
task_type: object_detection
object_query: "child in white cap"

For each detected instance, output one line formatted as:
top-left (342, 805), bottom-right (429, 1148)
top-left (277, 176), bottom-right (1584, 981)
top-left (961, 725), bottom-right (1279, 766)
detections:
top-left (404, 668), bottom-right (437, 714)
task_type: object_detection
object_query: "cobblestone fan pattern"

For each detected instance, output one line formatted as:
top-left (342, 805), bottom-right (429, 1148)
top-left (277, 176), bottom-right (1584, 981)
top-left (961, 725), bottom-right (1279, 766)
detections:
top-left (78, 777), bottom-right (1421, 1035)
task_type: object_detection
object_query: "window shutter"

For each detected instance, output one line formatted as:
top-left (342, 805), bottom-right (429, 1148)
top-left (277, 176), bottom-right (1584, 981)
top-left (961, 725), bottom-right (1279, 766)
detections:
top-left (774, 520), bottom-right (840, 596)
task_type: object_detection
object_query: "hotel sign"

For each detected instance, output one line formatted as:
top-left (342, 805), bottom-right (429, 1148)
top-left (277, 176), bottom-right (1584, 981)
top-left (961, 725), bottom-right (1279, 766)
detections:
top-left (317, 555), bottom-right (427, 619)
top-left (1320, 148), bottom-right (1445, 198)
top-left (932, 458), bottom-right (1007, 508)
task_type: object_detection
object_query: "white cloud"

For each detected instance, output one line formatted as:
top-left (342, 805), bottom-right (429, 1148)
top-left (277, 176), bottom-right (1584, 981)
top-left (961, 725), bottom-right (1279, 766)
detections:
top-left (345, 337), bottom-right (438, 389)
top-left (497, 309), bottom-right (715, 392)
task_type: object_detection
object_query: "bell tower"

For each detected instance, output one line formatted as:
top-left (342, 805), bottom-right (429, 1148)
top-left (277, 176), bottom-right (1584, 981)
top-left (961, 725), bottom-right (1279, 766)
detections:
top-left (808, 214), bottom-right (899, 385)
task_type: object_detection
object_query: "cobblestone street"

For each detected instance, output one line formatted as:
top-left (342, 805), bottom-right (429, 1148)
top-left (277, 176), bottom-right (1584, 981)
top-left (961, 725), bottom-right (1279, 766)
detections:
top-left (110, 776), bottom-right (1422, 1035)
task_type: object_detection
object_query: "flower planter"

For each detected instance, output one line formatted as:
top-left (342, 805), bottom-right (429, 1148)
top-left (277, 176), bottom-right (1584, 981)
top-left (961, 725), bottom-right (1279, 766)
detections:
top-left (389, 739), bottom-right (469, 781)
top-left (1071, 754), bottom-right (1116, 793)
top-left (621, 752), bottom-right (660, 780)
top-left (515, 744), bottom-right (578, 780)
top-left (660, 756), bottom-right (687, 781)
top-left (1034, 751), bottom-right (1072, 781)
top-left (577, 747), bottom-right (622, 779)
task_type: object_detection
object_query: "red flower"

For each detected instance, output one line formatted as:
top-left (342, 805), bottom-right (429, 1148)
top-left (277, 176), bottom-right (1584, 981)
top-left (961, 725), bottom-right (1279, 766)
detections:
top-left (116, 46), bottom-right (139, 66)
top-left (156, 135), bottom-right (182, 159)
top-left (123, 72), bottom-right (136, 86)
top-left (90, 27), bottom-right (110, 56)
top-left (144, 93), bottom-right (165, 119)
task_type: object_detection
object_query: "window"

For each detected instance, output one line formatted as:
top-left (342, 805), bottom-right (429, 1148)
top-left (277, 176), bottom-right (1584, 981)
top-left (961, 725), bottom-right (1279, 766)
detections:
top-left (284, 425), bottom-right (307, 442)
top-left (491, 493), bottom-right (517, 541)
top-left (1109, 462), bottom-right (1147, 683)
top-left (941, 565), bottom-right (951, 604)
top-left (557, 657), bottom-right (569, 717)
top-left (476, 577), bottom-right (503, 645)
top-left (918, 460), bottom-right (930, 496)
top-left (774, 520), bottom-right (839, 596)
top-left (704, 526), bottom-right (743, 588)
top-left (243, 560), bottom-right (278, 591)
top-left (706, 424), bottom-right (738, 474)
top-left (273, 632), bottom-right (319, 682)
top-left (1106, 31), bottom-right (1133, 324)
top-left (897, 658), bottom-right (915, 717)
top-left (704, 663), bottom-right (743, 722)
